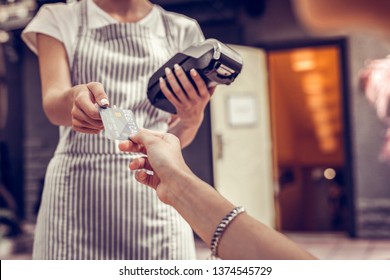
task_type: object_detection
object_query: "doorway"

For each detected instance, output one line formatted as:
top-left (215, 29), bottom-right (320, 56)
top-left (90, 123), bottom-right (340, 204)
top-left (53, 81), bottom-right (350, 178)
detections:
top-left (210, 45), bottom-right (275, 227)
top-left (267, 40), bottom-right (354, 234)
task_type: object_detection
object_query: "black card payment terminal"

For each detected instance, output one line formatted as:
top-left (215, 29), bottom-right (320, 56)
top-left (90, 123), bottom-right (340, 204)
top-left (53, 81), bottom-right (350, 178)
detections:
top-left (147, 38), bottom-right (243, 114)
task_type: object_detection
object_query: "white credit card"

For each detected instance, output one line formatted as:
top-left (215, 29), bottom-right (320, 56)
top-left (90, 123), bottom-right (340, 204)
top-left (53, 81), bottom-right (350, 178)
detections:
top-left (98, 107), bottom-right (138, 140)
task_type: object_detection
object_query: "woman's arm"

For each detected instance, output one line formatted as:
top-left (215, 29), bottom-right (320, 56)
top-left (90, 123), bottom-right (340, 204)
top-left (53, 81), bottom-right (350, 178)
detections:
top-left (118, 129), bottom-right (317, 260)
top-left (36, 33), bottom-right (109, 133)
top-left (36, 33), bottom-right (73, 126)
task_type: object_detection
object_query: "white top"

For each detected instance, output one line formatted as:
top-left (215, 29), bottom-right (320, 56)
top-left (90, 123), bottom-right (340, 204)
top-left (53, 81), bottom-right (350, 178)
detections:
top-left (22, 0), bottom-right (203, 65)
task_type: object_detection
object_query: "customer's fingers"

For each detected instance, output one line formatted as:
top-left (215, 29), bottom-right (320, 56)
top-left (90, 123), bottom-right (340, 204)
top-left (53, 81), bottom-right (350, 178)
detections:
top-left (129, 129), bottom-right (165, 147)
top-left (129, 157), bottom-right (153, 172)
top-left (118, 139), bottom-right (145, 154)
top-left (135, 170), bottom-right (159, 190)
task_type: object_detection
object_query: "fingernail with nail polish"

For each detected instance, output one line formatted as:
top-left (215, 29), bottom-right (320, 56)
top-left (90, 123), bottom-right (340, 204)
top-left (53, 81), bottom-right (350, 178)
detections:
top-left (100, 98), bottom-right (109, 106)
top-left (190, 69), bottom-right (197, 76)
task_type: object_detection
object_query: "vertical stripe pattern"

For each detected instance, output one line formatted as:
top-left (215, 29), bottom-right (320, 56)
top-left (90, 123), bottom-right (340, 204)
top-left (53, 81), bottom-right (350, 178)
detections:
top-left (32, 0), bottom-right (195, 260)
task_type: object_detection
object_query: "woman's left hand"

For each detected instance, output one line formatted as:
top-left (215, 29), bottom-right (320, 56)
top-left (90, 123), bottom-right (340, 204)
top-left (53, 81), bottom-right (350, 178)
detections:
top-left (159, 64), bottom-right (216, 126)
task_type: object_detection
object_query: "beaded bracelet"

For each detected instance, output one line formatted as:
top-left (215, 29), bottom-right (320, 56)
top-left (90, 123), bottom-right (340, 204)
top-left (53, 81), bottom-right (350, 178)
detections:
top-left (210, 206), bottom-right (245, 258)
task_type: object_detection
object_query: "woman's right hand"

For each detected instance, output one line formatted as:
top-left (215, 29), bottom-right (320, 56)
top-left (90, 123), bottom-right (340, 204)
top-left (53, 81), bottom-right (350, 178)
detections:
top-left (37, 34), bottom-right (110, 131)
top-left (71, 82), bottom-right (110, 134)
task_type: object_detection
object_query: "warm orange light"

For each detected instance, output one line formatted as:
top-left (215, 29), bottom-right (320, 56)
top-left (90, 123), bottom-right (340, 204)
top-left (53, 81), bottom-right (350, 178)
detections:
top-left (302, 72), bottom-right (325, 94)
top-left (319, 137), bottom-right (338, 153)
top-left (291, 49), bottom-right (316, 72)
top-left (315, 124), bottom-right (334, 138)
top-left (312, 111), bottom-right (331, 124)
top-left (306, 94), bottom-right (327, 110)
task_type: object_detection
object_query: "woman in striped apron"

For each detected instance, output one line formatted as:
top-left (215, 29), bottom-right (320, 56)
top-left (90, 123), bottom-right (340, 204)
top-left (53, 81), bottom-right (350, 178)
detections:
top-left (22, 0), bottom-right (212, 259)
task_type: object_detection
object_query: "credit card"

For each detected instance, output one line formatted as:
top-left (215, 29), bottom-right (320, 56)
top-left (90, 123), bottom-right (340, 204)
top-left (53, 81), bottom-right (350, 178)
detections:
top-left (98, 107), bottom-right (139, 140)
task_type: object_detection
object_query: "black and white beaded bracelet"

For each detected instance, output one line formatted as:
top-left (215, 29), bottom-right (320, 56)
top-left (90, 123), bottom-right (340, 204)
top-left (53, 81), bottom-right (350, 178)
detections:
top-left (210, 206), bottom-right (245, 258)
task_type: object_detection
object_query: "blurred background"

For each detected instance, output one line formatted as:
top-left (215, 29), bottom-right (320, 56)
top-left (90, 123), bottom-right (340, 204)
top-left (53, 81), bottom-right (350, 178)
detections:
top-left (1, 0), bottom-right (390, 259)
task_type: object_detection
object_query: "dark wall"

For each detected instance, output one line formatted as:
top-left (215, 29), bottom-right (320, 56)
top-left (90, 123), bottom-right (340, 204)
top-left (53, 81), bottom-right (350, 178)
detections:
top-left (1, 30), bottom-right (59, 222)
top-left (0, 31), bottom-right (25, 219)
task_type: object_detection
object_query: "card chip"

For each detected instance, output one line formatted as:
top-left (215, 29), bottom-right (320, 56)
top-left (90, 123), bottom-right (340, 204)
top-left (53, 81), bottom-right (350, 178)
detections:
top-left (99, 107), bottom-right (139, 140)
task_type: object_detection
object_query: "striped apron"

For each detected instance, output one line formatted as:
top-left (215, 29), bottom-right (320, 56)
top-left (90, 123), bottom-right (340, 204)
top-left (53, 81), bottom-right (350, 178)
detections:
top-left (32, 0), bottom-right (196, 260)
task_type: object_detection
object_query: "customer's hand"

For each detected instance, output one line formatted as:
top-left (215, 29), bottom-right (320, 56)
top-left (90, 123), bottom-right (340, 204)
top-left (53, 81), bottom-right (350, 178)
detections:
top-left (118, 129), bottom-right (194, 205)
top-left (71, 82), bottom-right (110, 134)
top-left (160, 65), bottom-right (216, 126)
